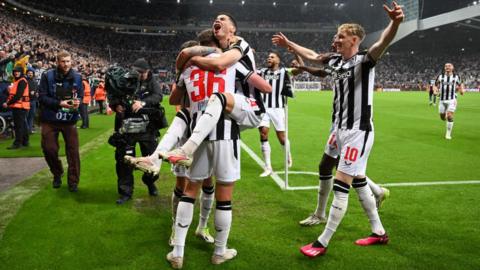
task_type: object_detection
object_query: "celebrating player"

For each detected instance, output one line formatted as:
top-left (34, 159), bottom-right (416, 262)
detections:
top-left (434, 63), bottom-right (464, 139)
top-left (162, 13), bottom-right (272, 167)
top-left (257, 51), bottom-right (299, 176)
top-left (288, 36), bottom-right (389, 226)
top-left (273, 1), bottom-right (404, 257)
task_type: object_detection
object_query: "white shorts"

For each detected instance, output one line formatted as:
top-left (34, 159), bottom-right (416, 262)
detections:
top-left (259, 108), bottom-right (286, 131)
top-left (172, 164), bottom-right (188, 178)
top-left (439, 99), bottom-right (457, 114)
top-left (187, 139), bottom-right (240, 183)
top-left (323, 129), bottom-right (339, 159)
top-left (230, 94), bottom-right (263, 130)
top-left (335, 129), bottom-right (374, 177)
top-left (171, 136), bottom-right (188, 177)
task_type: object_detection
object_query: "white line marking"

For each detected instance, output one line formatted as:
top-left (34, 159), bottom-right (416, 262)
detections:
top-left (382, 180), bottom-right (480, 187)
top-left (240, 141), bottom-right (286, 189)
top-left (241, 143), bottom-right (480, 190)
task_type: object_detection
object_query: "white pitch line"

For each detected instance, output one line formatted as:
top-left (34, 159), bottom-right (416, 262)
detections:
top-left (238, 149), bottom-right (480, 190)
top-left (240, 141), bottom-right (286, 189)
top-left (382, 180), bottom-right (480, 187)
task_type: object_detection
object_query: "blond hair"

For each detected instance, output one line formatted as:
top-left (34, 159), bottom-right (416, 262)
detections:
top-left (338, 23), bottom-right (366, 42)
top-left (56, 50), bottom-right (71, 61)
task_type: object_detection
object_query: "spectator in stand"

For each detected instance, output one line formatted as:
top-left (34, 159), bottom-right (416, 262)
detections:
top-left (94, 79), bottom-right (106, 114)
top-left (26, 67), bottom-right (39, 133)
top-left (0, 51), bottom-right (15, 104)
top-left (80, 73), bottom-right (91, 128)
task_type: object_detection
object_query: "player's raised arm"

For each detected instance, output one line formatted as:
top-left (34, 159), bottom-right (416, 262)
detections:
top-left (189, 48), bottom-right (242, 72)
top-left (248, 73), bottom-right (272, 93)
top-left (272, 32), bottom-right (323, 63)
top-left (295, 64), bottom-right (329, 78)
top-left (176, 46), bottom-right (219, 73)
top-left (169, 82), bottom-right (187, 106)
top-left (367, 1), bottom-right (404, 62)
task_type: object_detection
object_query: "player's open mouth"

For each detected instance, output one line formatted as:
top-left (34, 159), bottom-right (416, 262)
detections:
top-left (213, 23), bottom-right (222, 31)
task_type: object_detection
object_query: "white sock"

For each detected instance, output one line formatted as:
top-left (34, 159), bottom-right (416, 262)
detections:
top-left (214, 201), bottom-right (232, 255)
top-left (446, 121), bottom-right (454, 135)
top-left (318, 180), bottom-right (350, 247)
top-left (261, 140), bottom-right (271, 169)
top-left (198, 186), bottom-right (215, 229)
top-left (282, 139), bottom-right (292, 164)
top-left (315, 175), bottom-right (333, 218)
top-left (182, 94), bottom-right (225, 156)
top-left (353, 178), bottom-right (385, 236)
top-left (154, 114), bottom-right (188, 157)
top-left (366, 176), bottom-right (383, 198)
top-left (171, 187), bottom-right (183, 223)
top-left (173, 198), bottom-right (195, 258)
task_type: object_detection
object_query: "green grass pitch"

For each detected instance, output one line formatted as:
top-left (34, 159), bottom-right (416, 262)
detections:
top-left (0, 92), bottom-right (479, 269)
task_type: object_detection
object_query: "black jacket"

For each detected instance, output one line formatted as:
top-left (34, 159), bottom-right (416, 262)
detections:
top-left (110, 71), bottom-right (164, 132)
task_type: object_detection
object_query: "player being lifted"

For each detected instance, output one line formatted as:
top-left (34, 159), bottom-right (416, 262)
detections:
top-left (162, 13), bottom-right (272, 166)
top-left (257, 51), bottom-right (302, 177)
top-left (434, 63), bottom-right (464, 139)
top-left (273, 1), bottom-right (404, 257)
top-left (166, 28), bottom-right (270, 268)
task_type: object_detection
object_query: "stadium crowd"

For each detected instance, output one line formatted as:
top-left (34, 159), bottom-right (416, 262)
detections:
top-left (1, 3), bottom-right (478, 99)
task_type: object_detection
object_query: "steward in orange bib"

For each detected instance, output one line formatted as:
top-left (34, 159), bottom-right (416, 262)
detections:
top-left (2, 66), bottom-right (30, 149)
top-left (79, 74), bottom-right (91, 128)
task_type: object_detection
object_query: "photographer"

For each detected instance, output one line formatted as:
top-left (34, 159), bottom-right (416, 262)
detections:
top-left (107, 58), bottom-right (165, 204)
top-left (38, 50), bottom-right (83, 192)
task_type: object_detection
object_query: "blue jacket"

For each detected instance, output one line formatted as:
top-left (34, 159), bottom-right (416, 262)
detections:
top-left (39, 68), bottom-right (84, 123)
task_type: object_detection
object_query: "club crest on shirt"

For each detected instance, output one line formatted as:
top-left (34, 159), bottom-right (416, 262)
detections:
top-left (332, 70), bottom-right (352, 80)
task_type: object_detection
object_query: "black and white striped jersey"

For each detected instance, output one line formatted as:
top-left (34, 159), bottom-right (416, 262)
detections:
top-left (328, 51), bottom-right (376, 131)
top-left (228, 37), bottom-right (266, 113)
top-left (258, 67), bottom-right (292, 109)
top-left (436, 73), bottom-right (461, 101)
top-left (177, 53), bottom-right (240, 141)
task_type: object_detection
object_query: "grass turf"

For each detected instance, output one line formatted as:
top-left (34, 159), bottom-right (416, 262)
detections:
top-left (0, 92), bottom-right (479, 270)
top-left (0, 114), bottom-right (114, 158)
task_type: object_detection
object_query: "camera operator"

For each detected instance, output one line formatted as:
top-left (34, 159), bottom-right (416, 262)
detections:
top-left (108, 58), bottom-right (164, 205)
top-left (38, 50), bottom-right (83, 192)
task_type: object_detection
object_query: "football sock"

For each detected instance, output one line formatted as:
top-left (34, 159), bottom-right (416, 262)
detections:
top-left (318, 180), bottom-right (350, 247)
top-left (171, 186), bottom-right (184, 222)
top-left (214, 201), bottom-right (232, 255)
top-left (446, 121), bottom-right (454, 135)
top-left (261, 140), bottom-right (272, 169)
top-left (352, 178), bottom-right (386, 236)
top-left (198, 185), bottom-right (215, 229)
top-left (155, 114), bottom-right (188, 156)
top-left (182, 93), bottom-right (226, 156)
top-left (366, 176), bottom-right (383, 198)
top-left (312, 240), bottom-right (325, 248)
top-left (173, 197), bottom-right (195, 257)
top-left (315, 175), bottom-right (333, 218)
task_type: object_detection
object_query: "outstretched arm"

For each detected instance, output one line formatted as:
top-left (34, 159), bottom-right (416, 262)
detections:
top-left (368, 1), bottom-right (404, 62)
top-left (169, 83), bottom-right (187, 106)
top-left (176, 46), bottom-right (219, 73)
top-left (189, 49), bottom-right (243, 72)
top-left (248, 73), bottom-right (272, 93)
top-left (272, 32), bottom-right (324, 63)
top-left (297, 65), bottom-right (329, 78)
top-left (289, 51), bottom-right (304, 76)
